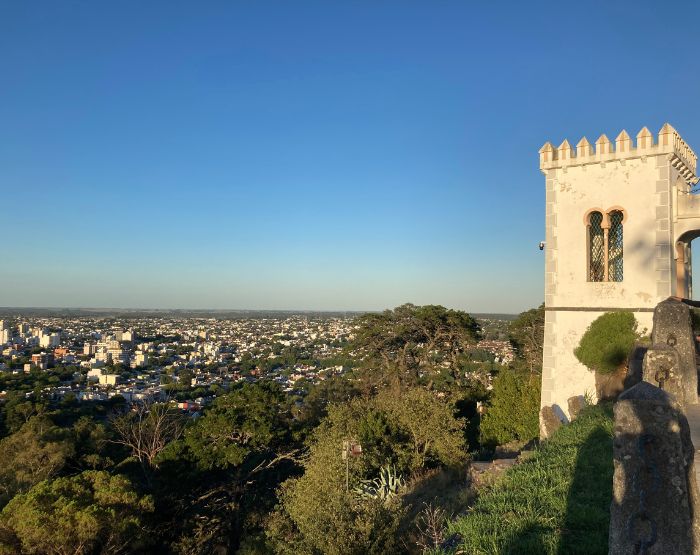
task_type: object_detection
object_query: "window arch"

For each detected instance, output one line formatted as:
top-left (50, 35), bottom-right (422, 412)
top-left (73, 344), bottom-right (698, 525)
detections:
top-left (608, 210), bottom-right (624, 282)
top-left (588, 211), bottom-right (605, 281)
top-left (586, 208), bottom-right (624, 282)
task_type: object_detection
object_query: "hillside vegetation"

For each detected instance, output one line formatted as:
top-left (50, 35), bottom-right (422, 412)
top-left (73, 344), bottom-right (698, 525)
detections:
top-left (443, 403), bottom-right (613, 555)
top-left (0, 304), bottom-right (546, 553)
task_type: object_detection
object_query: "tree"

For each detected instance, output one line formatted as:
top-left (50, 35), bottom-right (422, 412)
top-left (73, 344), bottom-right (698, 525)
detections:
top-left (350, 304), bottom-right (480, 391)
top-left (0, 416), bottom-right (74, 508)
top-left (375, 388), bottom-right (467, 469)
top-left (153, 382), bottom-right (301, 554)
top-left (509, 304), bottom-right (545, 373)
top-left (178, 368), bottom-right (194, 389)
top-left (71, 416), bottom-right (114, 470)
top-left (180, 381), bottom-right (293, 470)
top-left (110, 402), bottom-right (185, 472)
top-left (479, 369), bottom-right (541, 448)
top-left (295, 374), bottom-right (361, 429)
top-left (0, 470), bottom-right (154, 555)
top-left (0, 395), bottom-right (48, 437)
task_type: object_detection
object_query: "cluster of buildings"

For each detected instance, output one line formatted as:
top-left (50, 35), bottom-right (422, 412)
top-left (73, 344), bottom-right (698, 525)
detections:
top-left (1, 319), bottom-right (61, 356)
top-left (0, 312), bottom-right (518, 411)
top-left (475, 339), bottom-right (515, 366)
top-left (0, 314), bottom-right (357, 408)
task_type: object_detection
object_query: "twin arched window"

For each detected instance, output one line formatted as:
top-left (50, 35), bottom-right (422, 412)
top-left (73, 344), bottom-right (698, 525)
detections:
top-left (587, 209), bottom-right (624, 282)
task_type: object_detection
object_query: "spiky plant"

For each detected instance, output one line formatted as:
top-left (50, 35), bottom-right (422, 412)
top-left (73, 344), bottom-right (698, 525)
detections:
top-left (354, 464), bottom-right (405, 504)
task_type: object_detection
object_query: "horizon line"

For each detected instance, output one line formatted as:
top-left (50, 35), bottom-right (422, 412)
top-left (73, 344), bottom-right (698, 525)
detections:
top-left (0, 305), bottom-right (518, 316)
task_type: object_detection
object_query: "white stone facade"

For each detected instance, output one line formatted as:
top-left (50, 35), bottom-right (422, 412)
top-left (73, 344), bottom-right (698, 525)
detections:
top-left (540, 124), bottom-right (699, 425)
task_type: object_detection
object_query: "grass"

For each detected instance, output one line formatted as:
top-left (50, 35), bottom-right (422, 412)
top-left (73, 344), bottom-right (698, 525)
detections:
top-left (442, 403), bottom-right (614, 555)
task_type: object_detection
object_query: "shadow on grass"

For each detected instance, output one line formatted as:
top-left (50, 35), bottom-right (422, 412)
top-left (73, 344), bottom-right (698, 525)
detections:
top-left (557, 426), bottom-right (613, 554)
top-left (499, 424), bottom-right (613, 555)
top-left (500, 523), bottom-right (549, 554)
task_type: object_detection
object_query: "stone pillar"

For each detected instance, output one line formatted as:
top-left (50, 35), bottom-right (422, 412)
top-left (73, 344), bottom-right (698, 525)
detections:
top-left (609, 382), bottom-right (700, 554)
top-left (650, 298), bottom-right (698, 406)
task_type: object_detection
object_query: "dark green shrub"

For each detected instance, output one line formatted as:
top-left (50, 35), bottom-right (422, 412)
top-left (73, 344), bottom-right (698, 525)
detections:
top-left (479, 370), bottom-right (540, 448)
top-left (574, 312), bottom-right (639, 375)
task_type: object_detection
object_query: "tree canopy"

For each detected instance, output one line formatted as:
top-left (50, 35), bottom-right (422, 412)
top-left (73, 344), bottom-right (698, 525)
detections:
top-left (508, 303), bottom-right (544, 373)
top-left (0, 470), bottom-right (154, 555)
top-left (0, 416), bottom-right (74, 507)
top-left (350, 304), bottom-right (480, 390)
top-left (178, 381), bottom-right (293, 470)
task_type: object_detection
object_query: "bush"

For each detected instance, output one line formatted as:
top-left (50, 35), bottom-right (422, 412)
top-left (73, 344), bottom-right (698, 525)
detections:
top-left (267, 388), bottom-right (468, 554)
top-left (574, 312), bottom-right (639, 375)
top-left (479, 369), bottom-right (540, 448)
top-left (267, 399), bottom-right (405, 555)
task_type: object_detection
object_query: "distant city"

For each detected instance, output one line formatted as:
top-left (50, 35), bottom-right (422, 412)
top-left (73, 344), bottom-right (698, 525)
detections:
top-left (0, 311), bottom-right (516, 411)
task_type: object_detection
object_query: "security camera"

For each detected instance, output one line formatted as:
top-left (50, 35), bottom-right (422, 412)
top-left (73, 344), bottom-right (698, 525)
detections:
top-left (539, 241), bottom-right (546, 251)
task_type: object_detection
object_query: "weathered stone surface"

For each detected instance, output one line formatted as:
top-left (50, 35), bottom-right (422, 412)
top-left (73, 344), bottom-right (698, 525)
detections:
top-left (609, 381), bottom-right (700, 554)
top-left (650, 298), bottom-right (698, 406)
top-left (642, 345), bottom-right (681, 397)
top-left (567, 395), bottom-right (586, 421)
top-left (618, 380), bottom-right (672, 402)
top-left (539, 406), bottom-right (562, 438)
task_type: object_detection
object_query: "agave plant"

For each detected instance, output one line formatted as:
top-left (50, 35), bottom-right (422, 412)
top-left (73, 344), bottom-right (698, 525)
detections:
top-left (354, 464), bottom-right (405, 503)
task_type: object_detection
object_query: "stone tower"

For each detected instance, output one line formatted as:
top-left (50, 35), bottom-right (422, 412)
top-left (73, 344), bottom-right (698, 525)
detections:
top-left (539, 124), bottom-right (699, 428)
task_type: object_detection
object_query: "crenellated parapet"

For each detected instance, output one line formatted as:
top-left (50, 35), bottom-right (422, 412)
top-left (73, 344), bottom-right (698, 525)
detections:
top-left (539, 123), bottom-right (698, 183)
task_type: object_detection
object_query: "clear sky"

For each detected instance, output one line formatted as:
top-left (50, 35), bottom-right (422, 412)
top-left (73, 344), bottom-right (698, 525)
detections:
top-left (2, 1), bottom-right (700, 313)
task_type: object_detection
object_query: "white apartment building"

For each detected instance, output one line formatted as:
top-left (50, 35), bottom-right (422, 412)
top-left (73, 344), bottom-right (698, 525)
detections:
top-left (39, 333), bottom-right (60, 349)
top-left (99, 374), bottom-right (119, 386)
top-left (133, 351), bottom-right (148, 368)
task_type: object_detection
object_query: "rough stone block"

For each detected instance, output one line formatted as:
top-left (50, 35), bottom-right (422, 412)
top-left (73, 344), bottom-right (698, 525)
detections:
top-left (567, 396), bottom-right (586, 421)
top-left (610, 382), bottom-right (700, 553)
top-left (539, 405), bottom-right (562, 438)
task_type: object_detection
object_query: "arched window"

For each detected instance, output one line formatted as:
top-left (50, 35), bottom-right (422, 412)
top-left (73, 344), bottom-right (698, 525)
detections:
top-left (587, 209), bottom-right (624, 282)
top-left (588, 211), bottom-right (605, 281)
top-left (608, 210), bottom-right (624, 282)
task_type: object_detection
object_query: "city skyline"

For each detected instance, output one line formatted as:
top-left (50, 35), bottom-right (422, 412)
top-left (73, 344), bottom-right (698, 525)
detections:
top-left (3, 2), bottom-right (700, 312)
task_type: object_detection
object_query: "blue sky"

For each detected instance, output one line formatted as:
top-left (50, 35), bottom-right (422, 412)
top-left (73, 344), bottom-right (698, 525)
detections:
top-left (2, 1), bottom-right (700, 312)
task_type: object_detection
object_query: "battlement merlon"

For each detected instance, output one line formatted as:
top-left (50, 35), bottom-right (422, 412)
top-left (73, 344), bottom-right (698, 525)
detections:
top-left (539, 124), bottom-right (698, 184)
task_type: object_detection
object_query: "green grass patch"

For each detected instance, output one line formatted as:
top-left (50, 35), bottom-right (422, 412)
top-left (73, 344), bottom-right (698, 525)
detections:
top-left (443, 403), bottom-right (613, 554)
